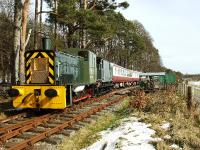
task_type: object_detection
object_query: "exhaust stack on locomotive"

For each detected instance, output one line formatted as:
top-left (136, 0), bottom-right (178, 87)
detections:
top-left (42, 37), bottom-right (51, 51)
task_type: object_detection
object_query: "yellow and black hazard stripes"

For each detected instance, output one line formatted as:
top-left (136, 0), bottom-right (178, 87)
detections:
top-left (40, 52), bottom-right (55, 84)
top-left (25, 50), bottom-right (55, 84)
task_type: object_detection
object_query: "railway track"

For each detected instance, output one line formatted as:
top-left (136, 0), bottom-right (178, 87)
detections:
top-left (0, 113), bottom-right (27, 124)
top-left (0, 88), bottom-right (133, 150)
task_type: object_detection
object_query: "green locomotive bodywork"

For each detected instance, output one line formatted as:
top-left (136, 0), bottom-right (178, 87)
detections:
top-left (55, 49), bottom-right (97, 86)
top-left (97, 57), bottom-right (113, 82)
top-left (55, 51), bottom-right (83, 85)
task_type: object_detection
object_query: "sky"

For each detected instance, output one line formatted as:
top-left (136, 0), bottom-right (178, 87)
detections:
top-left (118, 0), bottom-right (200, 74)
top-left (32, 0), bottom-right (200, 74)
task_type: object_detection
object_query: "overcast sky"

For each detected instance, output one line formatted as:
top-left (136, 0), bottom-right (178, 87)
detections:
top-left (118, 0), bottom-right (200, 74)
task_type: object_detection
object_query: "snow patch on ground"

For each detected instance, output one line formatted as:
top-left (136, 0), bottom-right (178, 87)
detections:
top-left (189, 81), bottom-right (200, 86)
top-left (170, 144), bottom-right (182, 149)
top-left (163, 135), bottom-right (171, 140)
top-left (82, 117), bottom-right (162, 150)
top-left (160, 122), bottom-right (171, 130)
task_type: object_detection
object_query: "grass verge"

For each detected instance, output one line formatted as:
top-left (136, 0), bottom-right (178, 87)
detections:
top-left (59, 97), bottom-right (131, 150)
top-left (0, 112), bottom-right (6, 120)
top-left (130, 90), bottom-right (200, 149)
top-left (60, 89), bottom-right (200, 150)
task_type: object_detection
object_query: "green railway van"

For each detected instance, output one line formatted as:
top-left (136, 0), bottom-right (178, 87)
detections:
top-left (139, 72), bottom-right (176, 91)
top-left (165, 73), bottom-right (176, 84)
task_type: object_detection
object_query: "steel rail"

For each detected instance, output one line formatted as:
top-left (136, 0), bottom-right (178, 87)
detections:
top-left (0, 91), bottom-right (115, 142)
top-left (0, 112), bottom-right (27, 124)
top-left (0, 87), bottom-right (133, 149)
top-left (0, 114), bottom-right (51, 135)
top-left (7, 95), bottom-right (127, 150)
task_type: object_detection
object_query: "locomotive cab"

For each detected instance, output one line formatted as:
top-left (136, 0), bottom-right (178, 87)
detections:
top-left (8, 38), bottom-right (68, 109)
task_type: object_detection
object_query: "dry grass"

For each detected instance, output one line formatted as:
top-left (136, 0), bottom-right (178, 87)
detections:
top-left (131, 90), bottom-right (200, 149)
top-left (0, 98), bottom-right (12, 120)
top-left (60, 90), bottom-right (200, 150)
top-left (59, 98), bottom-right (131, 150)
top-left (0, 113), bottom-right (6, 120)
top-left (60, 113), bottom-right (116, 150)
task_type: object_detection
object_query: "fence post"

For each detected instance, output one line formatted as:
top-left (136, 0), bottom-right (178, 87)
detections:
top-left (186, 84), bottom-right (188, 97)
top-left (187, 86), bottom-right (192, 110)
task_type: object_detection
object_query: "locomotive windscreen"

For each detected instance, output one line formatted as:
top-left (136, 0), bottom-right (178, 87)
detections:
top-left (31, 58), bottom-right (49, 83)
top-left (33, 58), bottom-right (48, 71)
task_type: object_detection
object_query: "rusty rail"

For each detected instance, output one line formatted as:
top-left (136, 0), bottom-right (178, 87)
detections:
top-left (0, 112), bottom-right (27, 124)
top-left (0, 87), bottom-right (133, 149)
top-left (0, 90), bottom-right (118, 142)
top-left (0, 114), bottom-right (51, 135)
top-left (7, 95), bottom-right (127, 150)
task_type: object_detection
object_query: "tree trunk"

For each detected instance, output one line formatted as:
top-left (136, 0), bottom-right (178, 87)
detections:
top-left (1, 52), bottom-right (5, 83)
top-left (39, 0), bottom-right (43, 47)
top-left (19, 0), bottom-right (30, 84)
top-left (34, 0), bottom-right (39, 49)
top-left (84, 0), bottom-right (87, 9)
top-left (54, 0), bottom-right (58, 50)
top-left (82, 0), bottom-right (87, 48)
top-left (13, 0), bottom-right (22, 84)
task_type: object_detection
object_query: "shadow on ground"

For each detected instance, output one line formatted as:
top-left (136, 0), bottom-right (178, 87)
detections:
top-left (0, 98), bottom-right (13, 113)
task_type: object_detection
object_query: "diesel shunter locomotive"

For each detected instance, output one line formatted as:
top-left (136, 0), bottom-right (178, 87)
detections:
top-left (8, 38), bottom-right (140, 109)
